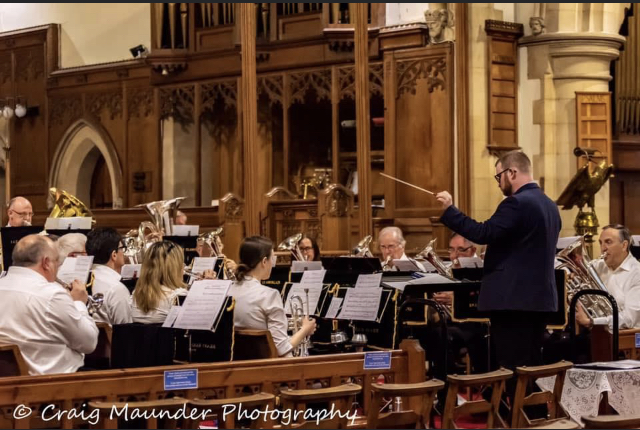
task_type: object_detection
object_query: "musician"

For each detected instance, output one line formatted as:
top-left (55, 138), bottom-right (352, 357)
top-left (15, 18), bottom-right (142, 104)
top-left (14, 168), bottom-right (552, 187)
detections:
top-left (576, 224), bottom-right (640, 330)
top-left (436, 150), bottom-right (561, 377)
top-left (432, 234), bottom-right (479, 307)
top-left (85, 227), bottom-right (132, 325)
top-left (6, 196), bottom-right (33, 227)
top-left (0, 234), bottom-right (98, 374)
top-left (57, 233), bottom-right (87, 264)
top-left (298, 235), bottom-right (321, 261)
top-left (378, 226), bottom-right (426, 271)
top-left (131, 241), bottom-right (189, 324)
top-left (229, 236), bottom-right (316, 357)
top-left (175, 210), bottom-right (187, 226)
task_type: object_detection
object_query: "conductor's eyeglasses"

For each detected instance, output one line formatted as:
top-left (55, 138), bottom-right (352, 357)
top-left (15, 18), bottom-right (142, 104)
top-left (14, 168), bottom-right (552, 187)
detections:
top-left (494, 168), bottom-right (512, 183)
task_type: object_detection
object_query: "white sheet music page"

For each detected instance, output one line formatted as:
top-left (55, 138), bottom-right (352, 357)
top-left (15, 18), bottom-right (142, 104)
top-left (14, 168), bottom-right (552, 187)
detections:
top-left (300, 269), bottom-right (326, 284)
top-left (557, 236), bottom-right (580, 249)
top-left (457, 257), bottom-right (484, 268)
top-left (173, 280), bottom-right (232, 331)
top-left (392, 259), bottom-right (422, 272)
top-left (408, 273), bottom-right (457, 285)
top-left (191, 257), bottom-right (218, 274)
top-left (291, 261), bottom-right (323, 273)
top-left (337, 288), bottom-right (382, 321)
top-left (121, 264), bottom-right (142, 279)
top-left (284, 283), bottom-right (323, 316)
top-left (162, 306), bottom-right (182, 328)
top-left (57, 256), bottom-right (94, 284)
top-left (324, 297), bottom-right (343, 319)
top-left (172, 225), bottom-right (200, 236)
top-left (355, 273), bottom-right (382, 288)
top-left (45, 217), bottom-right (92, 230)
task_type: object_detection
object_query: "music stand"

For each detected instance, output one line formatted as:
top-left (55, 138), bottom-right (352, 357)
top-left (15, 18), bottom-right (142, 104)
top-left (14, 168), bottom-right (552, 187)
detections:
top-left (165, 235), bottom-right (199, 266)
top-left (1, 226), bottom-right (44, 269)
top-left (631, 245), bottom-right (640, 260)
top-left (320, 257), bottom-right (381, 273)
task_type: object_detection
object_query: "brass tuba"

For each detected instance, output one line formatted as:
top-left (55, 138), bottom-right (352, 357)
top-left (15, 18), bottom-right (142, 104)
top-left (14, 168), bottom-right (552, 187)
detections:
top-left (197, 227), bottom-right (236, 280)
top-left (415, 238), bottom-right (455, 280)
top-left (48, 188), bottom-right (94, 223)
top-left (278, 233), bottom-right (305, 261)
top-left (123, 221), bottom-right (163, 264)
top-left (136, 197), bottom-right (186, 236)
top-left (556, 236), bottom-right (613, 318)
top-left (352, 235), bottom-right (374, 257)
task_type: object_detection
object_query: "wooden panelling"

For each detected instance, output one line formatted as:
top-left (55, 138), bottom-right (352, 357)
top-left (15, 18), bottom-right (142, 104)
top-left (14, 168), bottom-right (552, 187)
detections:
top-left (576, 92), bottom-right (612, 168)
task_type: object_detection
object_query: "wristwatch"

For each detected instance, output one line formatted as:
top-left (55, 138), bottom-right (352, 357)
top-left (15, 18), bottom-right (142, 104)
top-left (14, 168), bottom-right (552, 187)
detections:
top-left (587, 315), bottom-right (594, 329)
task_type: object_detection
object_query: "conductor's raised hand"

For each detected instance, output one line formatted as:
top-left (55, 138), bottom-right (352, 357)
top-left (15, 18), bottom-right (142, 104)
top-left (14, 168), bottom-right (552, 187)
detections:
top-left (436, 191), bottom-right (453, 210)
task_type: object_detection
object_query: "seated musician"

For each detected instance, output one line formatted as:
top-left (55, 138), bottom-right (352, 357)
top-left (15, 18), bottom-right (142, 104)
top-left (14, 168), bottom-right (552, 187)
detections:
top-left (576, 224), bottom-right (640, 330)
top-left (0, 235), bottom-right (98, 374)
top-left (85, 227), bottom-right (132, 325)
top-left (378, 226), bottom-right (425, 271)
top-left (57, 233), bottom-right (87, 264)
top-left (6, 196), bottom-right (33, 227)
top-left (229, 236), bottom-right (316, 357)
top-left (131, 241), bottom-right (190, 324)
top-left (175, 210), bottom-right (187, 226)
top-left (431, 233), bottom-right (478, 307)
top-left (298, 235), bottom-right (321, 261)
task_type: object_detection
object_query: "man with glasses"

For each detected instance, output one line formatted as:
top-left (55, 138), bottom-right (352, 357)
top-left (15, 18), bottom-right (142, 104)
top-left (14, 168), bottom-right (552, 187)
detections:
top-left (85, 227), bottom-right (132, 325)
top-left (435, 150), bottom-right (561, 394)
top-left (576, 224), bottom-right (640, 330)
top-left (448, 233), bottom-right (478, 267)
top-left (6, 196), bottom-right (34, 227)
top-left (378, 226), bottom-right (425, 271)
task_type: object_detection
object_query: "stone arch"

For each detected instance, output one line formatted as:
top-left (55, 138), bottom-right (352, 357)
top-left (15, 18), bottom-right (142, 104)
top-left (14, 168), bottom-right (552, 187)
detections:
top-left (49, 118), bottom-right (123, 208)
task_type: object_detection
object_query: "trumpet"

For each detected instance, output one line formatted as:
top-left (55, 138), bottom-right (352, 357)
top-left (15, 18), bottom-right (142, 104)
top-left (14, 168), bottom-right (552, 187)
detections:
top-left (56, 278), bottom-right (104, 316)
top-left (184, 269), bottom-right (205, 281)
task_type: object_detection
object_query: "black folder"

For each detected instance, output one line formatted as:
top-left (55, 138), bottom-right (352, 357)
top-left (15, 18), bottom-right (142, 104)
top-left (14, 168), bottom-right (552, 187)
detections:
top-left (1, 226), bottom-right (44, 268)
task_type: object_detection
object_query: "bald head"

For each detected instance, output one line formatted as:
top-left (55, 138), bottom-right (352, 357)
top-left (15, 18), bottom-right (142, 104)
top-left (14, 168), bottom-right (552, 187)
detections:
top-left (12, 234), bottom-right (59, 282)
top-left (7, 196), bottom-right (33, 227)
top-left (175, 210), bottom-right (187, 225)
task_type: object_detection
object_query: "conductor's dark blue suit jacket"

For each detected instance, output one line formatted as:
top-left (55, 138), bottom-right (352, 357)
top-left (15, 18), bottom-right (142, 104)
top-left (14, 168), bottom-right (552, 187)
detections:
top-left (440, 182), bottom-right (561, 312)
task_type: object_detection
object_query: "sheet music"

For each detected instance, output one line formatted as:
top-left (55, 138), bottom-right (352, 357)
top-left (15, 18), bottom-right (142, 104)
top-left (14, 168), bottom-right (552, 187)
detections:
top-left (337, 288), bottom-right (382, 321)
top-left (121, 264), bottom-right (142, 279)
top-left (57, 256), bottom-right (94, 284)
top-left (291, 261), bottom-right (323, 273)
top-left (633, 235), bottom-right (640, 246)
top-left (162, 306), bottom-right (182, 328)
top-left (355, 273), bottom-right (382, 288)
top-left (557, 236), bottom-right (580, 249)
top-left (45, 217), bottom-right (92, 230)
top-left (300, 269), bottom-right (326, 284)
top-left (382, 281), bottom-right (408, 292)
top-left (324, 297), bottom-right (343, 319)
top-left (392, 259), bottom-right (422, 272)
top-left (408, 273), bottom-right (457, 285)
top-left (172, 225), bottom-right (200, 236)
top-left (284, 283), bottom-right (323, 316)
top-left (191, 257), bottom-right (218, 273)
top-left (419, 260), bottom-right (437, 272)
top-left (173, 280), bottom-right (231, 331)
top-left (457, 257), bottom-right (484, 268)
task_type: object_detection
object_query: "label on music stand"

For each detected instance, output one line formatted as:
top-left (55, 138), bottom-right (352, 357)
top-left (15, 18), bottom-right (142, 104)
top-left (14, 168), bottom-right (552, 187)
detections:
top-left (164, 369), bottom-right (198, 390)
top-left (364, 351), bottom-right (392, 370)
top-left (636, 333), bottom-right (640, 348)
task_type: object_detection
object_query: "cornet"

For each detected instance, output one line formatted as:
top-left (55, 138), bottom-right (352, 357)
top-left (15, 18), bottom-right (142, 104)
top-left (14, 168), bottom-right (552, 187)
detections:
top-left (289, 288), bottom-right (312, 357)
top-left (56, 278), bottom-right (104, 316)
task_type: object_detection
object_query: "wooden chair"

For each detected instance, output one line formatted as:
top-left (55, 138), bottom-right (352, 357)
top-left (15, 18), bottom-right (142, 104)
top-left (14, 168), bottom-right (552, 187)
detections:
top-left (0, 343), bottom-right (28, 377)
top-left (84, 322), bottom-right (113, 369)
top-left (582, 414), bottom-right (640, 429)
top-left (619, 328), bottom-right (640, 359)
top-left (528, 418), bottom-right (579, 429)
top-left (366, 380), bottom-right (445, 429)
top-left (88, 397), bottom-right (188, 429)
top-left (233, 329), bottom-right (278, 360)
top-left (189, 392), bottom-right (276, 429)
top-left (279, 383), bottom-right (362, 429)
top-left (511, 360), bottom-right (573, 428)
top-left (441, 368), bottom-right (513, 429)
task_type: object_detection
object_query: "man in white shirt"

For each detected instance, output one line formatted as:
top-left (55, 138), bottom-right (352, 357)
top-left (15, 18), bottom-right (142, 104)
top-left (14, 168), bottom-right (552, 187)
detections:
top-left (577, 224), bottom-right (640, 331)
top-left (6, 196), bottom-right (33, 227)
top-left (378, 226), bottom-right (426, 271)
top-left (85, 227), bottom-right (132, 325)
top-left (0, 234), bottom-right (98, 374)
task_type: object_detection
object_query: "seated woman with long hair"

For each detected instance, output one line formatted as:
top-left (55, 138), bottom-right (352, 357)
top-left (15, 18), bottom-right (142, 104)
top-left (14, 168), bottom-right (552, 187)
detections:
top-left (131, 241), bottom-right (189, 324)
top-left (298, 235), bottom-right (321, 262)
top-left (230, 236), bottom-right (316, 357)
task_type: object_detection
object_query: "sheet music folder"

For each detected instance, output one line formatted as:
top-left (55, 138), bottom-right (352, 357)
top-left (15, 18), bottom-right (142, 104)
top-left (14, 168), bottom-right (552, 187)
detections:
top-left (1, 226), bottom-right (44, 268)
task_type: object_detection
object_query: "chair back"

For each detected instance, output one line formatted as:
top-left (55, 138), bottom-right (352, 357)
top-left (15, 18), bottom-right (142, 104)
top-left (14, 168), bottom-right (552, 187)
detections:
top-left (367, 380), bottom-right (444, 429)
top-left (583, 413), bottom-right (640, 429)
top-left (234, 329), bottom-right (278, 360)
top-left (511, 360), bottom-right (573, 428)
top-left (84, 322), bottom-right (113, 370)
top-left (0, 343), bottom-right (28, 377)
top-left (442, 368), bottom-right (513, 429)
top-left (89, 397), bottom-right (188, 429)
top-left (189, 392), bottom-right (276, 429)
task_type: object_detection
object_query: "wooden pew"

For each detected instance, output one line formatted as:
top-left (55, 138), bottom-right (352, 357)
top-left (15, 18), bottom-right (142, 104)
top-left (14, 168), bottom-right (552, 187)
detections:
top-left (0, 343), bottom-right (28, 377)
top-left (591, 326), bottom-right (640, 361)
top-left (0, 340), bottom-right (425, 429)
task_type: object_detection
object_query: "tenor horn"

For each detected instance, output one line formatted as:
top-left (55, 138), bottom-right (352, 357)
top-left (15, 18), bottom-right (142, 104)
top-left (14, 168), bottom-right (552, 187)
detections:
top-left (278, 233), bottom-right (305, 261)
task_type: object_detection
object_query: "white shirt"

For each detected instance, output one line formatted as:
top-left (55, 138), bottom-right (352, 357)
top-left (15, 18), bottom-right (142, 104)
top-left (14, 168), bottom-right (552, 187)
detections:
top-left (91, 265), bottom-right (132, 325)
top-left (228, 277), bottom-right (293, 357)
top-left (131, 285), bottom-right (188, 324)
top-left (0, 266), bottom-right (99, 375)
top-left (592, 252), bottom-right (640, 330)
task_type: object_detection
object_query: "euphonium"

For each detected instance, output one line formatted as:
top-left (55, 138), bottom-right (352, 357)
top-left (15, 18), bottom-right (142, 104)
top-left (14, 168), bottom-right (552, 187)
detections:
top-left (352, 235), bottom-right (374, 258)
top-left (288, 288), bottom-right (311, 357)
top-left (278, 233), bottom-right (305, 261)
top-left (556, 237), bottom-right (613, 318)
top-left (123, 221), bottom-right (162, 264)
top-left (136, 197), bottom-right (186, 236)
top-left (197, 227), bottom-right (236, 280)
top-left (414, 238), bottom-right (455, 280)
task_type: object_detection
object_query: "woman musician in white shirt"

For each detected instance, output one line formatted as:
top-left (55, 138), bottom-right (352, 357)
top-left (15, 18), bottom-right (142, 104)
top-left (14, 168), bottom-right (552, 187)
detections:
top-left (229, 236), bottom-right (316, 357)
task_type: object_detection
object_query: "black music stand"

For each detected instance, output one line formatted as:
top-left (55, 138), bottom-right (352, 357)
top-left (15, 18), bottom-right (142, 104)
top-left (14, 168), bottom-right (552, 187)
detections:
top-left (165, 235), bottom-right (199, 266)
top-left (630, 245), bottom-right (640, 260)
top-left (1, 226), bottom-right (44, 269)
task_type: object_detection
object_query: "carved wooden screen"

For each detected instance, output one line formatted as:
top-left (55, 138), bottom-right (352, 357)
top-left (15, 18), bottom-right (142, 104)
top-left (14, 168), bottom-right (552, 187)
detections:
top-left (575, 92), bottom-right (612, 167)
top-left (383, 44), bottom-right (454, 219)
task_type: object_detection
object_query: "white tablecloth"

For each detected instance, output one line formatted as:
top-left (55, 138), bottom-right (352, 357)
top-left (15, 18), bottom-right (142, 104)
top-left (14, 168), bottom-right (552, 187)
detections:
top-left (537, 368), bottom-right (640, 425)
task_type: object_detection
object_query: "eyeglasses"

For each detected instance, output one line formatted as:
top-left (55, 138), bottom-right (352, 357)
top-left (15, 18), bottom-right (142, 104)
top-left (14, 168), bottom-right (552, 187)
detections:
top-left (494, 168), bottom-right (513, 183)
top-left (448, 245), bottom-right (473, 254)
top-left (299, 246), bottom-right (314, 252)
top-left (380, 244), bottom-right (400, 251)
top-left (10, 210), bottom-right (34, 218)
